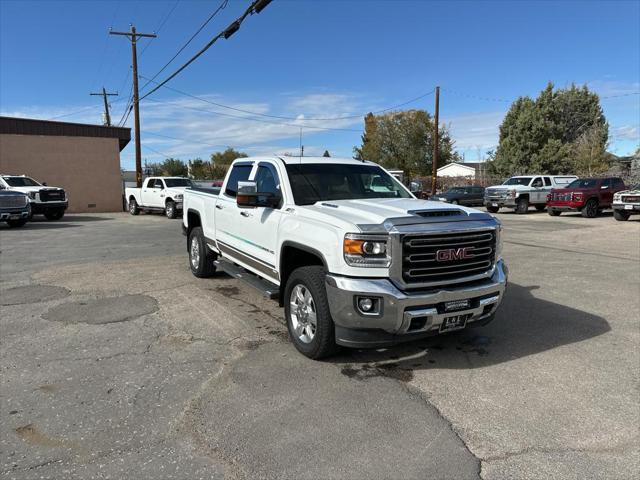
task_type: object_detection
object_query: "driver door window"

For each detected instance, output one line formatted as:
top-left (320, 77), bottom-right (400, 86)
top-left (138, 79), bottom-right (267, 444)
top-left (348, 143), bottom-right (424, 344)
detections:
top-left (255, 165), bottom-right (282, 208)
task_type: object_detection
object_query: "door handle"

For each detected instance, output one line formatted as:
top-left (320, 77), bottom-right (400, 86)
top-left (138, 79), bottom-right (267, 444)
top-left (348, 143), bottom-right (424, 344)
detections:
top-left (215, 204), bottom-right (223, 210)
top-left (240, 211), bottom-right (252, 217)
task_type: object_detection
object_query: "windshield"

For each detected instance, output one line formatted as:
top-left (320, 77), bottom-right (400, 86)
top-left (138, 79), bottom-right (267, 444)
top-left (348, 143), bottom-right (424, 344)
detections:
top-left (503, 177), bottom-right (532, 186)
top-left (164, 178), bottom-right (193, 187)
top-left (285, 163), bottom-right (412, 205)
top-left (567, 179), bottom-right (598, 189)
top-left (2, 176), bottom-right (40, 187)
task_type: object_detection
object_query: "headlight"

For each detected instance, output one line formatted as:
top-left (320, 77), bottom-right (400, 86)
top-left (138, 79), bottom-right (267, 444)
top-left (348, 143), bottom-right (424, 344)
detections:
top-left (175, 194), bottom-right (183, 200)
top-left (613, 193), bottom-right (622, 201)
top-left (28, 192), bottom-right (37, 200)
top-left (343, 234), bottom-right (391, 268)
top-left (508, 189), bottom-right (516, 198)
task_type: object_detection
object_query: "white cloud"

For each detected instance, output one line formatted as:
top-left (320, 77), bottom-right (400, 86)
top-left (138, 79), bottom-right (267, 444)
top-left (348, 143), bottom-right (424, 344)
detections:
top-left (610, 125), bottom-right (639, 141)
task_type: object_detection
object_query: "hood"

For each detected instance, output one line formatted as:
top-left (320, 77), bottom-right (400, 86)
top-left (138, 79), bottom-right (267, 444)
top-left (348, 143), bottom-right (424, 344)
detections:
top-left (0, 190), bottom-right (28, 197)
top-left (550, 186), bottom-right (596, 194)
top-left (6, 185), bottom-right (63, 193)
top-left (298, 197), bottom-right (482, 231)
top-left (486, 184), bottom-right (528, 191)
top-left (617, 188), bottom-right (640, 195)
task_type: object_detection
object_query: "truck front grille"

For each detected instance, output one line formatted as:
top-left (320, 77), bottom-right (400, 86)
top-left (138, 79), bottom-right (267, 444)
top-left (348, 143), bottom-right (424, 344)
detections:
top-left (552, 192), bottom-right (572, 201)
top-left (622, 195), bottom-right (640, 203)
top-left (39, 189), bottom-right (65, 202)
top-left (0, 196), bottom-right (27, 208)
top-left (402, 230), bottom-right (496, 284)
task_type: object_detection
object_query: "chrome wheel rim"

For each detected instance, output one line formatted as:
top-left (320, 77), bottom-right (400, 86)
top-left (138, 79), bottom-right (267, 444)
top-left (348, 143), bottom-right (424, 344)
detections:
top-left (190, 237), bottom-right (200, 269)
top-left (129, 201), bottom-right (136, 213)
top-left (289, 284), bottom-right (317, 344)
top-left (166, 204), bottom-right (173, 217)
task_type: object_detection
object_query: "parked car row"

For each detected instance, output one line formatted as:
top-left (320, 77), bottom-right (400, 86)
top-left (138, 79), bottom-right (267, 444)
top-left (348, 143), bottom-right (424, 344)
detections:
top-left (435, 174), bottom-right (636, 222)
top-left (0, 174), bottom-right (69, 227)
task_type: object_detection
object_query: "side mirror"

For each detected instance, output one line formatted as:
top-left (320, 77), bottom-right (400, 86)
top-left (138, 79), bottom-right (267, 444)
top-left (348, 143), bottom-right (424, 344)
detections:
top-left (236, 181), bottom-right (279, 208)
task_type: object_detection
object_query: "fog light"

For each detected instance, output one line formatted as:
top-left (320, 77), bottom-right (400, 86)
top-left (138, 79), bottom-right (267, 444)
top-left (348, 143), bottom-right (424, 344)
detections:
top-left (358, 298), bottom-right (374, 312)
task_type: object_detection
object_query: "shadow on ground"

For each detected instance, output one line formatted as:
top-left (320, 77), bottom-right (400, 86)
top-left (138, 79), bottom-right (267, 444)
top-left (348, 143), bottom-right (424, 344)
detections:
top-left (331, 283), bottom-right (611, 379)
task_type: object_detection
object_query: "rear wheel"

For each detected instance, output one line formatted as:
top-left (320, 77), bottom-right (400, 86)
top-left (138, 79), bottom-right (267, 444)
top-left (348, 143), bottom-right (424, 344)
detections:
top-left (548, 209), bottom-right (561, 216)
top-left (581, 199), bottom-right (599, 218)
top-left (44, 209), bottom-right (64, 220)
top-left (486, 206), bottom-right (499, 213)
top-left (188, 227), bottom-right (217, 278)
top-left (6, 218), bottom-right (27, 228)
top-left (515, 197), bottom-right (529, 214)
top-left (285, 266), bottom-right (338, 360)
top-left (613, 210), bottom-right (630, 221)
top-left (165, 200), bottom-right (177, 219)
top-left (129, 198), bottom-right (140, 215)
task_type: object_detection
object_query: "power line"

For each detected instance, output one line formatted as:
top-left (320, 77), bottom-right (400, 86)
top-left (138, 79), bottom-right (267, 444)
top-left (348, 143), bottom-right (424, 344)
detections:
top-left (139, 0), bottom-right (181, 57)
top-left (140, 0), bottom-right (229, 94)
top-left (140, 74), bottom-right (434, 121)
top-left (142, 129), bottom-right (250, 149)
top-left (140, 0), bottom-right (272, 101)
top-left (143, 96), bottom-right (363, 132)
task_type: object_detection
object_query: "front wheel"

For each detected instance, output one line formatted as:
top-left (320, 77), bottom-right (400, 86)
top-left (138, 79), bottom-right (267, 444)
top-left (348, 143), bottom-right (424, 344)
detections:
top-left (486, 206), bottom-right (499, 213)
top-left (165, 200), bottom-right (177, 219)
top-left (515, 197), bottom-right (529, 214)
top-left (613, 210), bottom-right (630, 221)
top-left (44, 209), bottom-right (64, 220)
top-left (285, 266), bottom-right (338, 360)
top-left (188, 227), bottom-right (216, 278)
top-left (581, 199), bottom-right (599, 218)
top-left (129, 198), bottom-right (140, 215)
top-left (451, 199), bottom-right (459, 205)
top-left (6, 218), bottom-right (27, 228)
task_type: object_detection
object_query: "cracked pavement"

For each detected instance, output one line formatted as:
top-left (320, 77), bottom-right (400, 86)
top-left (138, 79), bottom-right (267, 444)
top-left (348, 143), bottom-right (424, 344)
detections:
top-left (1, 212), bottom-right (638, 479)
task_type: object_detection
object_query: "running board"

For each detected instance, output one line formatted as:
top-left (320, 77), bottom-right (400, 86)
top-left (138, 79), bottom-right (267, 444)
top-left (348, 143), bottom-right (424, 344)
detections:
top-left (215, 259), bottom-right (280, 300)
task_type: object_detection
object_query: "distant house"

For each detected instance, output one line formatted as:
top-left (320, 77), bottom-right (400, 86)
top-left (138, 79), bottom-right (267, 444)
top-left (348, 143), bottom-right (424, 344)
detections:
top-left (437, 162), bottom-right (477, 178)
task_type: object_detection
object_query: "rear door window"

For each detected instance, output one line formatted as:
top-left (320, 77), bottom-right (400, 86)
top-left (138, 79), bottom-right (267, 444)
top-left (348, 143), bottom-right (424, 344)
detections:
top-left (544, 177), bottom-right (552, 186)
top-left (225, 164), bottom-right (253, 197)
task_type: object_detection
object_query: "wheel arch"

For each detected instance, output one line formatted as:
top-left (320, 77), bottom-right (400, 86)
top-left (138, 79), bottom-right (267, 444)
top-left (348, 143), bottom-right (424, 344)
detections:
top-left (279, 241), bottom-right (327, 307)
top-left (186, 208), bottom-right (201, 236)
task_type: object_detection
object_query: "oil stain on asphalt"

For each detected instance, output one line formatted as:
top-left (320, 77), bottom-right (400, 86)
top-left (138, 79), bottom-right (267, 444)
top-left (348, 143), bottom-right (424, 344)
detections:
top-left (43, 295), bottom-right (158, 324)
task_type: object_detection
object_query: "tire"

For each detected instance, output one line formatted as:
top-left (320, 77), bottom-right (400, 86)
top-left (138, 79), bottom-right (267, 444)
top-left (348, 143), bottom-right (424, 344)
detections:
top-left (613, 210), bottom-right (630, 221)
top-left (486, 206), bottom-right (499, 213)
top-left (581, 199), bottom-right (599, 218)
top-left (188, 226), bottom-right (217, 278)
top-left (285, 266), bottom-right (338, 360)
top-left (548, 209), bottom-right (561, 216)
top-left (451, 199), bottom-right (459, 205)
top-left (6, 218), bottom-right (27, 228)
top-left (129, 197), bottom-right (140, 215)
top-left (44, 209), bottom-right (64, 220)
top-left (165, 200), bottom-right (177, 219)
top-left (515, 197), bottom-right (529, 214)
top-left (535, 205), bottom-right (546, 211)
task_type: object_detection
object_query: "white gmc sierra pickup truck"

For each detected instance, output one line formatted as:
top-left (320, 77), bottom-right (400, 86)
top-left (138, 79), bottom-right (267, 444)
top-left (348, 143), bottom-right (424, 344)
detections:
top-left (182, 156), bottom-right (508, 359)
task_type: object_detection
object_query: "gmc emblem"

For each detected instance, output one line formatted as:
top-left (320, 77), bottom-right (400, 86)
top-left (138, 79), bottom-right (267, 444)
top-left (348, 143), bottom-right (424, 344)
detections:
top-left (436, 247), bottom-right (474, 262)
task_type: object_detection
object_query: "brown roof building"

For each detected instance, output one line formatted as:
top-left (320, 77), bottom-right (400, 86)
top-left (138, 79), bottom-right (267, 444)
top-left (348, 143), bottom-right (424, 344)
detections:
top-left (0, 116), bottom-right (131, 213)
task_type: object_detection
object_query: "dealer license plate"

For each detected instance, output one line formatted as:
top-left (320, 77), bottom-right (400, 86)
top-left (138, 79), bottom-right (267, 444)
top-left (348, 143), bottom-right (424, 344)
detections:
top-left (624, 205), bottom-right (633, 210)
top-left (440, 314), bottom-right (470, 333)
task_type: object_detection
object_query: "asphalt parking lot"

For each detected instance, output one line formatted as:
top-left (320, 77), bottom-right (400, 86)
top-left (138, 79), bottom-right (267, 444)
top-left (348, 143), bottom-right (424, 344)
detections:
top-left (1, 210), bottom-right (639, 479)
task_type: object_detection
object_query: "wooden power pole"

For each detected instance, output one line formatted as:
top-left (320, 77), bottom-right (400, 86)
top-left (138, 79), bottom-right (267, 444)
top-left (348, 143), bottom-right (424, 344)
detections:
top-left (90, 87), bottom-right (118, 127)
top-left (110, 26), bottom-right (156, 188)
top-left (431, 86), bottom-right (440, 196)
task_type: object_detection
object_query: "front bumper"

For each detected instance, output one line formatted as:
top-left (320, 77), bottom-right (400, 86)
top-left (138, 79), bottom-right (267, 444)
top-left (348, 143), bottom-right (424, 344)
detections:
top-left (30, 201), bottom-right (68, 214)
top-left (612, 203), bottom-right (640, 213)
top-left (484, 198), bottom-right (516, 208)
top-left (547, 201), bottom-right (585, 212)
top-left (0, 207), bottom-right (30, 221)
top-left (326, 260), bottom-right (508, 348)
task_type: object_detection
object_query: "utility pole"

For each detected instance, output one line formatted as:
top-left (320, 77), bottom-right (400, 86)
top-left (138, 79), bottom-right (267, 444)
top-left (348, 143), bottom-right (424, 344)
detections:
top-left (110, 26), bottom-right (156, 187)
top-left (430, 86), bottom-right (440, 196)
top-left (90, 87), bottom-right (118, 126)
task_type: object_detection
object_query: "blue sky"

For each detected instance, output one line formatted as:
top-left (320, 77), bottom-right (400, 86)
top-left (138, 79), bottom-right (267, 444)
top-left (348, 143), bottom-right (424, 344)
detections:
top-left (1, 0), bottom-right (639, 170)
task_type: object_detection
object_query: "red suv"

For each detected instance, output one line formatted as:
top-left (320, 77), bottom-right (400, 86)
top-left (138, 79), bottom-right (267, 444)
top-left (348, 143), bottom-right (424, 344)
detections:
top-left (547, 177), bottom-right (626, 218)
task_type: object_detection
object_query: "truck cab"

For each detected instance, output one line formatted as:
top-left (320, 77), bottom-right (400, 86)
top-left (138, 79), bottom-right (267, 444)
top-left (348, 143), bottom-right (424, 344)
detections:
top-left (183, 156), bottom-right (508, 359)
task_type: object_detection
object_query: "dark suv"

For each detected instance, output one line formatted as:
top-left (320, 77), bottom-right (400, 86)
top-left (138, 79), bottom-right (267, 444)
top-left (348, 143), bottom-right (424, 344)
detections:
top-left (547, 177), bottom-right (626, 218)
top-left (435, 186), bottom-right (485, 206)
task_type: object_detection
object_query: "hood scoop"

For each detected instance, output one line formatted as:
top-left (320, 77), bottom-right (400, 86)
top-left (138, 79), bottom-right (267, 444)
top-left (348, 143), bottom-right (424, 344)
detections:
top-left (409, 209), bottom-right (465, 218)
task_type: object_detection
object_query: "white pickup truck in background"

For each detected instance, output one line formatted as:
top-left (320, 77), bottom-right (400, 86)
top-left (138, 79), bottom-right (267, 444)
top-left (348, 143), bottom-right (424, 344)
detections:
top-left (126, 177), bottom-right (193, 218)
top-left (484, 174), bottom-right (577, 214)
top-left (182, 156), bottom-right (508, 359)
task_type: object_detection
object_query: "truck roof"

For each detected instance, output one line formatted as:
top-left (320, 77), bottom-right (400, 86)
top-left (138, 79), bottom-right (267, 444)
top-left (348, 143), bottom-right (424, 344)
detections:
top-left (238, 156), bottom-right (375, 166)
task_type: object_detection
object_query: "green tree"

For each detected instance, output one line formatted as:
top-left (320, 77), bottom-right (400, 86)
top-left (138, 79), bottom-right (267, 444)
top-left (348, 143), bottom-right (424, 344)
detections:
top-left (188, 158), bottom-right (213, 180)
top-left (354, 110), bottom-right (459, 179)
top-left (571, 124), bottom-right (611, 176)
top-left (489, 82), bottom-right (608, 175)
top-left (158, 158), bottom-right (188, 176)
top-left (211, 147), bottom-right (248, 168)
